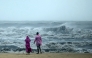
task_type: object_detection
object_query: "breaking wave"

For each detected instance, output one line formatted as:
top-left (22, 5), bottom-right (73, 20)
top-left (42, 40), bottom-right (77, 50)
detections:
top-left (0, 21), bottom-right (92, 53)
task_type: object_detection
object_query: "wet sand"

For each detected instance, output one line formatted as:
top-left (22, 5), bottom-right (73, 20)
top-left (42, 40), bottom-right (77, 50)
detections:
top-left (0, 53), bottom-right (92, 58)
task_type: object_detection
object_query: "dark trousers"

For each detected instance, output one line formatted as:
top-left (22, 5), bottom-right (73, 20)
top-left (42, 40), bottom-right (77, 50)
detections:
top-left (37, 44), bottom-right (41, 54)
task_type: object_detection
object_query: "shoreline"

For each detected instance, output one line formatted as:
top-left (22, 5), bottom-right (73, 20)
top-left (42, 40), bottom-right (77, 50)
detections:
top-left (0, 48), bottom-right (92, 53)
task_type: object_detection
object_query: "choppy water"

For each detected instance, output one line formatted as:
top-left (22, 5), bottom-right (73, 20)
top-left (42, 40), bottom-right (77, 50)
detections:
top-left (0, 21), bottom-right (92, 53)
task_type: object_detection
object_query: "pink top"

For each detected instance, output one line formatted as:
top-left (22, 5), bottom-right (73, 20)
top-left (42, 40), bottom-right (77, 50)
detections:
top-left (34, 35), bottom-right (42, 46)
top-left (25, 36), bottom-right (31, 45)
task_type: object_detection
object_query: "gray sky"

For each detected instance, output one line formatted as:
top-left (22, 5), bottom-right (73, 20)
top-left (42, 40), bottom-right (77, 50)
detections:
top-left (0, 0), bottom-right (92, 21)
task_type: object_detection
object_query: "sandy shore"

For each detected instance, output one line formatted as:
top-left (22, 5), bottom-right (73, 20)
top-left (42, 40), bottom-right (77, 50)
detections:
top-left (0, 53), bottom-right (92, 58)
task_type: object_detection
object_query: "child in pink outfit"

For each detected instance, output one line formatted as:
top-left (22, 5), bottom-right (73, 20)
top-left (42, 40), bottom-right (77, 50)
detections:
top-left (34, 32), bottom-right (42, 54)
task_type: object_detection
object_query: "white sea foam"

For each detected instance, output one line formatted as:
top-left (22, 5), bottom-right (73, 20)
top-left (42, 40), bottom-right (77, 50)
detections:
top-left (0, 21), bottom-right (92, 53)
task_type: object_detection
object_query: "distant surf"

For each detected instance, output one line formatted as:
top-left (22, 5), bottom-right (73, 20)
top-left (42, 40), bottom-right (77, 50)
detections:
top-left (0, 21), bottom-right (92, 53)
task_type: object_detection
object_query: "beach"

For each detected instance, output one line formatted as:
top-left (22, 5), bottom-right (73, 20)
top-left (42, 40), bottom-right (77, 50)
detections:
top-left (0, 53), bottom-right (92, 58)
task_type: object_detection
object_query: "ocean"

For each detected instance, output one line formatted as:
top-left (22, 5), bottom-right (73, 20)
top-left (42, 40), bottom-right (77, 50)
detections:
top-left (0, 21), bottom-right (92, 53)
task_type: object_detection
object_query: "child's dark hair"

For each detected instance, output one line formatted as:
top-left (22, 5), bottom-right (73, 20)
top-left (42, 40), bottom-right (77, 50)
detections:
top-left (36, 32), bottom-right (39, 35)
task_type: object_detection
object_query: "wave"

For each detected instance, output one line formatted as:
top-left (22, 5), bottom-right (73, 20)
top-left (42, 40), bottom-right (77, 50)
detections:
top-left (44, 25), bottom-right (73, 34)
top-left (0, 21), bottom-right (92, 53)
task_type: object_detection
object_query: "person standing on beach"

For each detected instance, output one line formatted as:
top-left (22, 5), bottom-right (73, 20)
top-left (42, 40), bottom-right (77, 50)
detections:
top-left (34, 32), bottom-right (42, 54)
top-left (25, 36), bottom-right (32, 54)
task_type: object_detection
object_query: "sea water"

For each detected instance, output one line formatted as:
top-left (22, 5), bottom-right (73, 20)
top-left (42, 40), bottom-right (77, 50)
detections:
top-left (0, 21), bottom-right (92, 53)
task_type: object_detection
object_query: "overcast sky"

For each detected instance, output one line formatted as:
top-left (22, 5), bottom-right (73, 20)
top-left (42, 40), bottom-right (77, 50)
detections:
top-left (0, 0), bottom-right (92, 21)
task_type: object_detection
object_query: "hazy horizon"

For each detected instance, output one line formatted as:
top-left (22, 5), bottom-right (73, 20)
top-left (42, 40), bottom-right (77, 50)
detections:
top-left (0, 0), bottom-right (92, 21)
